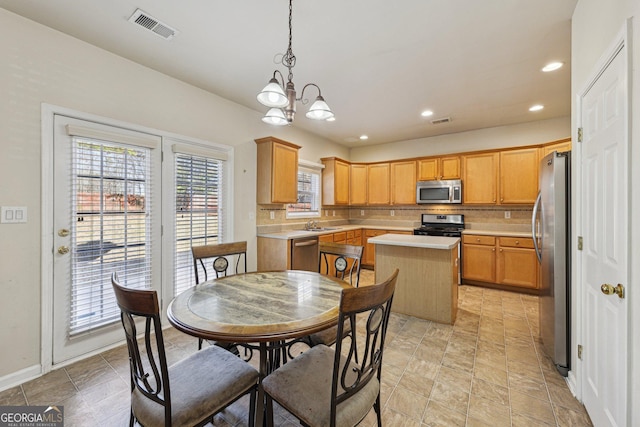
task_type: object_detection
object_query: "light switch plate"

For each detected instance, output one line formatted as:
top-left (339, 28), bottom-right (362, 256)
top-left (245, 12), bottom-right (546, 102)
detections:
top-left (1, 206), bottom-right (28, 224)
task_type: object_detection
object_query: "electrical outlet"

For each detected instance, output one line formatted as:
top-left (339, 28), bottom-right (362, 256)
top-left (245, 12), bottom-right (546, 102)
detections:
top-left (360, 210), bottom-right (364, 216)
top-left (390, 210), bottom-right (395, 217)
top-left (332, 210), bottom-right (335, 217)
top-left (269, 211), bottom-right (275, 220)
top-left (1, 206), bottom-right (27, 224)
top-left (504, 211), bottom-right (511, 219)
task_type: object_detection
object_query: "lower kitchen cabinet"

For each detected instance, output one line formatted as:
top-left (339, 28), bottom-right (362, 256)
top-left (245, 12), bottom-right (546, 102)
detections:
top-left (462, 234), bottom-right (538, 291)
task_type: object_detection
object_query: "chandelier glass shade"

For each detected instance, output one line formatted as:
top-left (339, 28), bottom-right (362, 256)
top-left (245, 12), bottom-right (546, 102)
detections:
top-left (257, 0), bottom-right (334, 126)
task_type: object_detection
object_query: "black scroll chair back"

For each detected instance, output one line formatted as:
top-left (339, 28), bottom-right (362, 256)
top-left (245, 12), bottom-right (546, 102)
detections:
top-left (191, 241), bottom-right (247, 352)
top-left (192, 241), bottom-right (247, 283)
top-left (111, 273), bottom-right (258, 427)
top-left (263, 269), bottom-right (399, 427)
top-left (305, 242), bottom-right (364, 353)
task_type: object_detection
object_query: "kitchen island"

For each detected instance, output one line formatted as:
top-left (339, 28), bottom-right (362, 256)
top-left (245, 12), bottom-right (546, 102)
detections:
top-left (369, 234), bottom-right (460, 324)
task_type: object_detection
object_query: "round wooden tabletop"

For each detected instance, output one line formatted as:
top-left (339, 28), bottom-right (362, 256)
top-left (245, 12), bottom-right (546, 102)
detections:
top-left (167, 270), bottom-right (351, 343)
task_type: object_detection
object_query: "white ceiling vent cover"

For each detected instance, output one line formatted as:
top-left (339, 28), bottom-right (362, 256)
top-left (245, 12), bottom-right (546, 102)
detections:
top-left (431, 117), bottom-right (452, 125)
top-left (128, 9), bottom-right (178, 40)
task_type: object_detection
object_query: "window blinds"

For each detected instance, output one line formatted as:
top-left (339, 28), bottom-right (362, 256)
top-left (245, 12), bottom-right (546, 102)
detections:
top-left (174, 151), bottom-right (225, 296)
top-left (70, 137), bottom-right (153, 335)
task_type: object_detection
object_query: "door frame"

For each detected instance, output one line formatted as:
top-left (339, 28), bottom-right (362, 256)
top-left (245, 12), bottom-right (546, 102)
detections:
top-left (573, 20), bottom-right (631, 415)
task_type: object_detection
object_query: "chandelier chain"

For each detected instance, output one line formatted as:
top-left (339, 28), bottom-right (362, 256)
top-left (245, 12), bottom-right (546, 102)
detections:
top-left (282, 0), bottom-right (296, 83)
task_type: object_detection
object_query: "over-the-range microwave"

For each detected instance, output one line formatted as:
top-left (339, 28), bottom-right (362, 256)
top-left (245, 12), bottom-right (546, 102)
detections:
top-left (416, 179), bottom-right (462, 204)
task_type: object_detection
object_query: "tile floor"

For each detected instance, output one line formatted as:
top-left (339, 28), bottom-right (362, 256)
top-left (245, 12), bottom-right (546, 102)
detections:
top-left (0, 270), bottom-right (593, 426)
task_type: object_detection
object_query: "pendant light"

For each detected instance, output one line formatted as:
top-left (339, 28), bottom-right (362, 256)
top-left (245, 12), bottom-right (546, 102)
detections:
top-left (257, 0), bottom-right (334, 125)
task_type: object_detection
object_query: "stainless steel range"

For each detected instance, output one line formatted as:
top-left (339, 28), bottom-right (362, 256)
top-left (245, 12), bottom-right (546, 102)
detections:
top-left (413, 214), bottom-right (464, 237)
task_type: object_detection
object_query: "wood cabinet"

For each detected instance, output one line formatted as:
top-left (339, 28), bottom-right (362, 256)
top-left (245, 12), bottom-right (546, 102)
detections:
top-left (255, 137), bottom-right (300, 204)
top-left (542, 138), bottom-right (572, 156)
top-left (363, 229), bottom-right (388, 266)
top-left (321, 157), bottom-right (350, 205)
top-left (350, 164), bottom-right (368, 205)
top-left (390, 160), bottom-right (417, 205)
top-left (496, 237), bottom-right (538, 289)
top-left (367, 163), bottom-right (390, 205)
top-left (462, 235), bottom-right (497, 282)
top-left (462, 234), bottom-right (538, 290)
top-left (463, 148), bottom-right (539, 205)
top-left (499, 148), bottom-right (539, 204)
top-left (462, 152), bottom-right (499, 204)
top-left (417, 156), bottom-right (461, 180)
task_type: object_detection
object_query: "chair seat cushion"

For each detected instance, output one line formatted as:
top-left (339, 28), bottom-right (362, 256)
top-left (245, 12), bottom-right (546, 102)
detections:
top-left (262, 344), bottom-right (379, 427)
top-left (132, 345), bottom-right (258, 427)
top-left (308, 321), bottom-right (352, 347)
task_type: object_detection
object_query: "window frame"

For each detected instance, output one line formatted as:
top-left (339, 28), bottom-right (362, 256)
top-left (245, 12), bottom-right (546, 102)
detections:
top-left (286, 160), bottom-right (324, 219)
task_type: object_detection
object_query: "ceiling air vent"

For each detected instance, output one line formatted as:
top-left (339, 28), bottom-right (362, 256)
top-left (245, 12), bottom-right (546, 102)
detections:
top-left (128, 9), bottom-right (178, 40)
top-left (431, 117), bottom-right (452, 125)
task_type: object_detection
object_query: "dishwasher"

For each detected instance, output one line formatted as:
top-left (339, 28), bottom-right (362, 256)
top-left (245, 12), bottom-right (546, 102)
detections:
top-left (290, 236), bottom-right (319, 272)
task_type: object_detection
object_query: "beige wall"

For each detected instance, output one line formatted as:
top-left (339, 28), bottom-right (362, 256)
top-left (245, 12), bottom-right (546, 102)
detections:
top-left (349, 116), bottom-right (570, 163)
top-left (0, 8), bottom-right (347, 382)
top-left (571, 0), bottom-right (640, 424)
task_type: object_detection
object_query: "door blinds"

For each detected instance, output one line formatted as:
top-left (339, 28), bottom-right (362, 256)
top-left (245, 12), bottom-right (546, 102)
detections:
top-left (174, 150), bottom-right (225, 296)
top-left (70, 136), bottom-right (153, 335)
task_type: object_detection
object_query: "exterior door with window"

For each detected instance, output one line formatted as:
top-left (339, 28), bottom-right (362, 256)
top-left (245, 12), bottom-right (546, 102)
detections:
top-left (52, 115), bottom-right (161, 364)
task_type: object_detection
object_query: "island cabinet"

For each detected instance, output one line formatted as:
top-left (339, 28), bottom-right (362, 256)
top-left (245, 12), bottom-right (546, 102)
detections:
top-left (462, 234), bottom-right (538, 291)
top-left (371, 234), bottom-right (460, 324)
top-left (417, 156), bottom-right (461, 181)
top-left (367, 163), bottom-right (390, 205)
top-left (321, 157), bottom-right (350, 205)
top-left (390, 160), bottom-right (417, 205)
top-left (255, 137), bottom-right (300, 204)
top-left (350, 164), bottom-right (368, 205)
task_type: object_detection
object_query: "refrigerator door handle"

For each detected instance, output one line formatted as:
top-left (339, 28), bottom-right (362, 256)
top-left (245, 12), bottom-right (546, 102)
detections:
top-left (532, 191), bottom-right (542, 263)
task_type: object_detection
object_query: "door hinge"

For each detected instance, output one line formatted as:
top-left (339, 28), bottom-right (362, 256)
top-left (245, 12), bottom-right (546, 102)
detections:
top-left (577, 127), bottom-right (583, 142)
top-left (577, 236), bottom-right (583, 251)
top-left (578, 344), bottom-right (583, 360)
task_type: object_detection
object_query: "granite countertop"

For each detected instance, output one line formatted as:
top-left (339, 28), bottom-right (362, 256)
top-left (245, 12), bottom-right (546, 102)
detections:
top-left (368, 233), bottom-right (460, 250)
top-left (257, 224), bottom-right (414, 240)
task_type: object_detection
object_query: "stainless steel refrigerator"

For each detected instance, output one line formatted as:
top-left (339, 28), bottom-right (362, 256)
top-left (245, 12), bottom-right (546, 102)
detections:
top-left (532, 151), bottom-right (570, 376)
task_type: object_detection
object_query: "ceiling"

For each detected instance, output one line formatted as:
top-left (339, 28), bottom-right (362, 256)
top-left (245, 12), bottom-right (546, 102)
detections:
top-left (0, 0), bottom-right (577, 147)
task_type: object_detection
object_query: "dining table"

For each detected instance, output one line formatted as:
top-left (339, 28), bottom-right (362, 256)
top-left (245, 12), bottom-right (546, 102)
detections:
top-left (166, 270), bottom-right (352, 426)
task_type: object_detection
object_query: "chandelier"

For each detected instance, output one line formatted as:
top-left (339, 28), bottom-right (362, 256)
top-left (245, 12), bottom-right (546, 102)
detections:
top-left (257, 0), bottom-right (334, 125)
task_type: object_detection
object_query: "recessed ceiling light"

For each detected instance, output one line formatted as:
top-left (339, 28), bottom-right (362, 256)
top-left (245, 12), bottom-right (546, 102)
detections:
top-left (529, 104), bottom-right (544, 112)
top-left (542, 62), bottom-right (563, 72)
top-left (359, 135), bottom-right (369, 140)
top-left (421, 110), bottom-right (434, 117)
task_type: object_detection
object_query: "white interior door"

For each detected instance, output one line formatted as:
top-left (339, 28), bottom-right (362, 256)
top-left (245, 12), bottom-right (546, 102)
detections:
top-left (579, 41), bottom-right (628, 427)
top-left (52, 115), bottom-right (162, 364)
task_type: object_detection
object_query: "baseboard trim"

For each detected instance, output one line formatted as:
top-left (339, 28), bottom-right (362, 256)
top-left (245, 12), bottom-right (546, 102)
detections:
top-left (0, 364), bottom-right (42, 393)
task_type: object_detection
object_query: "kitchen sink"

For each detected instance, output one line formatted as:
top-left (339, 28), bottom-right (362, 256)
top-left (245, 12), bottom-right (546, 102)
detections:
top-left (306, 227), bottom-right (340, 232)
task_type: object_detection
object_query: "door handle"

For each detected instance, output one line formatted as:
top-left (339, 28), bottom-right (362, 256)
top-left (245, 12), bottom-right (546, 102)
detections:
top-left (601, 283), bottom-right (625, 299)
top-left (57, 246), bottom-right (70, 255)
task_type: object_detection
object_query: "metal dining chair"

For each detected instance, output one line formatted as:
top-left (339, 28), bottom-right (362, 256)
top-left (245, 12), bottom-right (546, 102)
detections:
top-left (111, 272), bottom-right (259, 427)
top-left (263, 269), bottom-right (399, 427)
top-left (191, 241), bottom-right (247, 353)
top-left (305, 242), bottom-right (363, 351)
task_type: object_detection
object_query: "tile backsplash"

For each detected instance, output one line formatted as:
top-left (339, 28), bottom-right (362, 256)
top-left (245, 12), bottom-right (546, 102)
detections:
top-left (257, 204), bottom-right (532, 233)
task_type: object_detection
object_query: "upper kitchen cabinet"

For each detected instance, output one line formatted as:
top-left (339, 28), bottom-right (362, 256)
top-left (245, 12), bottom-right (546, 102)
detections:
top-left (321, 157), bottom-right (350, 205)
top-left (367, 163), bottom-right (390, 205)
top-left (417, 156), bottom-right (461, 181)
top-left (462, 152), bottom-right (499, 204)
top-left (542, 137), bottom-right (572, 156)
top-left (350, 163), bottom-right (368, 205)
top-left (499, 148), bottom-right (539, 204)
top-left (391, 160), bottom-right (417, 205)
top-left (255, 137), bottom-right (300, 205)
